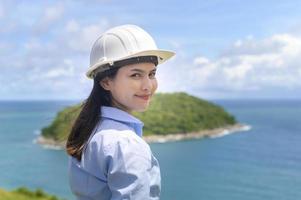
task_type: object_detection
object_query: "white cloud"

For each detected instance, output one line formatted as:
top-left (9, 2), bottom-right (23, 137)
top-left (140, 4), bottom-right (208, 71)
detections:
top-left (223, 63), bottom-right (252, 80)
top-left (33, 3), bottom-right (65, 34)
top-left (1, 18), bottom-right (110, 99)
top-left (0, 41), bottom-right (13, 54)
top-left (24, 38), bottom-right (42, 51)
top-left (44, 3), bottom-right (64, 23)
top-left (193, 57), bottom-right (209, 65)
top-left (44, 59), bottom-right (75, 78)
top-left (64, 19), bottom-right (110, 52)
top-left (157, 33), bottom-right (301, 98)
top-left (65, 20), bottom-right (80, 33)
top-left (0, 3), bottom-right (4, 18)
top-left (21, 19), bottom-right (110, 73)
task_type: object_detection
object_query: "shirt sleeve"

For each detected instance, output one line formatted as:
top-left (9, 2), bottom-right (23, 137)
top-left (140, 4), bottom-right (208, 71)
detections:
top-left (103, 134), bottom-right (154, 200)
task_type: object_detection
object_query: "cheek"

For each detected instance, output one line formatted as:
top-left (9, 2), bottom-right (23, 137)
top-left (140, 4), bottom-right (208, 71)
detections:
top-left (152, 79), bottom-right (158, 91)
top-left (109, 78), bottom-right (128, 97)
top-left (113, 77), bottom-right (137, 96)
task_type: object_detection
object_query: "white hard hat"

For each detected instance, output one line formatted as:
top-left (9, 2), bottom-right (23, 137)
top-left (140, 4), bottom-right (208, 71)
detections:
top-left (86, 24), bottom-right (175, 79)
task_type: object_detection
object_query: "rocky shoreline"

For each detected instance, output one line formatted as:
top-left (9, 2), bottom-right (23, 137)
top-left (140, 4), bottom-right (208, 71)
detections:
top-left (34, 136), bottom-right (66, 150)
top-left (143, 123), bottom-right (250, 143)
top-left (35, 123), bottom-right (250, 150)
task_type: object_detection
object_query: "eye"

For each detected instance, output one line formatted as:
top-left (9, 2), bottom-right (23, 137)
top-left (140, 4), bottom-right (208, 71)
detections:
top-left (149, 71), bottom-right (156, 79)
top-left (131, 73), bottom-right (142, 78)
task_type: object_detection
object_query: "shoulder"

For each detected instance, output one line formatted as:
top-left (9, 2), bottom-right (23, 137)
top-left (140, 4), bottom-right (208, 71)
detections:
top-left (87, 121), bottom-right (151, 160)
top-left (97, 118), bottom-right (131, 132)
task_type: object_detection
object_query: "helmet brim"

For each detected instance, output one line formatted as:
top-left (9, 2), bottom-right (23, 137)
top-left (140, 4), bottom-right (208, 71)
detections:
top-left (86, 49), bottom-right (175, 79)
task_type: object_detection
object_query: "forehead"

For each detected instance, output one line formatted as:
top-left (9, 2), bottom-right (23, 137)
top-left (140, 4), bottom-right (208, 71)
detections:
top-left (120, 62), bottom-right (156, 72)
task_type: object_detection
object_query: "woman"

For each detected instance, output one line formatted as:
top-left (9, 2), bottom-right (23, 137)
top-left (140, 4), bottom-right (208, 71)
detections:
top-left (66, 24), bottom-right (175, 200)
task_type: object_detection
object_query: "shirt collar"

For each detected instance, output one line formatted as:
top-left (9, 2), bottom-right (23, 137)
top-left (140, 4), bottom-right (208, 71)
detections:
top-left (100, 106), bottom-right (144, 137)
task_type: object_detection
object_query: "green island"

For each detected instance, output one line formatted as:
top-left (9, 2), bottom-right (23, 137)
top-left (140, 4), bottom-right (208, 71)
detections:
top-left (38, 92), bottom-right (243, 147)
top-left (0, 187), bottom-right (63, 200)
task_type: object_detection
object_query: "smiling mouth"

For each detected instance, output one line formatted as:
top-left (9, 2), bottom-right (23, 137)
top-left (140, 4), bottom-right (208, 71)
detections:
top-left (135, 94), bottom-right (151, 100)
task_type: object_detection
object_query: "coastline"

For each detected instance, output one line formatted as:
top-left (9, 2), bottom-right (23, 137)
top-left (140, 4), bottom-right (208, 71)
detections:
top-left (34, 136), bottom-right (66, 150)
top-left (143, 123), bottom-right (250, 143)
top-left (35, 123), bottom-right (251, 150)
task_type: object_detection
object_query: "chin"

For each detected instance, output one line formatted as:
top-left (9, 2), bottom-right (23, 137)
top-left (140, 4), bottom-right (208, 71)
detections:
top-left (133, 106), bottom-right (148, 112)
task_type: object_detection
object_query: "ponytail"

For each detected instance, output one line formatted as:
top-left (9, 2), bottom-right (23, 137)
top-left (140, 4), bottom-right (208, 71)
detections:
top-left (66, 69), bottom-right (118, 160)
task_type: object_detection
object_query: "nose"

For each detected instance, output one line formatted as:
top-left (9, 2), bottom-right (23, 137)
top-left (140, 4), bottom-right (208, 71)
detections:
top-left (141, 76), bottom-right (153, 92)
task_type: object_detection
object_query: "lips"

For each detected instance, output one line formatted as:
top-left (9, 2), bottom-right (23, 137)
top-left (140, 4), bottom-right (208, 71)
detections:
top-left (135, 94), bottom-right (151, 100)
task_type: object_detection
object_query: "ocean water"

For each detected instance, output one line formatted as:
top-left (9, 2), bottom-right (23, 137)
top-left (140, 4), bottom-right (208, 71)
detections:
top-left (0, 99), bottom-right (300, 200)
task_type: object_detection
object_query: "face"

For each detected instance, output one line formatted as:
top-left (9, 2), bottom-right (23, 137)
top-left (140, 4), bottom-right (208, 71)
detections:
top-left (100, 62), bottom-right (158, 113)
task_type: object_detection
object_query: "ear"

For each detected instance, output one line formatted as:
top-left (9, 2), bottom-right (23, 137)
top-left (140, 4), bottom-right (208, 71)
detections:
top-left (99, 77), bottom-right (112, 91)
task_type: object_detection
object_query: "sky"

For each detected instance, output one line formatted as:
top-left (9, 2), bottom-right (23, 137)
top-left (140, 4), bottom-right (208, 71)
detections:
top-left (1, 0), bottom-right (301, 100)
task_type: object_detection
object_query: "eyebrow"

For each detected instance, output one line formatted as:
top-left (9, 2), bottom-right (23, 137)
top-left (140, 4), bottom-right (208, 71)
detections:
top-left (130, 68), bottom-right (157, 73)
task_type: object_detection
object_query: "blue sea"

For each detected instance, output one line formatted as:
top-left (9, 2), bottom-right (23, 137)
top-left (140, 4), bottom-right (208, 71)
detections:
top-left (0, 99), bottom-right (300, 200)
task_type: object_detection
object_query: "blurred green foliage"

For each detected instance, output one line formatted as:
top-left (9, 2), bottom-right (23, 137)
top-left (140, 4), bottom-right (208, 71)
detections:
top-left (134, 92), bottom-right (236, 135)
top-left (41, 103), bottom-right (81, 142)
top-left (41, 92), bottom-right (236, 140)
top-left (0, 187), bottom-right (63, 200)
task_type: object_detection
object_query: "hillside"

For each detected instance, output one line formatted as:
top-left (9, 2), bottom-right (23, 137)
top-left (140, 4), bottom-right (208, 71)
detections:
top-left (0, 187), bottom-right (62, 200)
top-left (40, 92), bottom-right (236, 144)
top-left (134, 92), bottom-right (236, 135)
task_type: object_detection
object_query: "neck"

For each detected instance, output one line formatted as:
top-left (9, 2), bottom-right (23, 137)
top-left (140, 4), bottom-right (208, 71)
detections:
top-left (111, 99), bottom-right (132, 114)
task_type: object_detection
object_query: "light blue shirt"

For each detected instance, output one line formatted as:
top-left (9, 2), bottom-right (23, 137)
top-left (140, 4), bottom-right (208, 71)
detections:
top-left (68, 106), bottom-right (161, 200)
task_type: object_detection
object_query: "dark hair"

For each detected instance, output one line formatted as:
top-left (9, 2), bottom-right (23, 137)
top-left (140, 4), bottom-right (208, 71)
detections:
top-left (66, 68), bottom-right (119, 161)
top-left (66, 56), bottom-right (158, 161)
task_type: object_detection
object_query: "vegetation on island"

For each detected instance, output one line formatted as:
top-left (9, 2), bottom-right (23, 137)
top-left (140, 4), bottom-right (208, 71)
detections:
top-left (41, 103), bottom-right (81, 142)
top-left (134, 92), bottom-right (236, 135)
top-left (0, 187), bottom-right (63, 200)
top-left (41, 92), bottom-right (236, 142)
